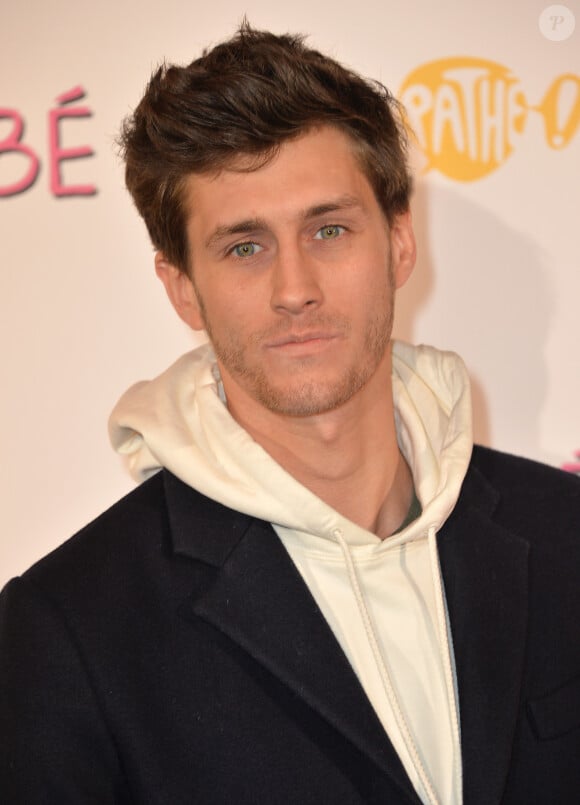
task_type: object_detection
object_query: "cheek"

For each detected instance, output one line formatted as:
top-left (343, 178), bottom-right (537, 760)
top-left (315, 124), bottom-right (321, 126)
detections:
top-left (200, 289), bottom-right (258, 343)
top-left (342, 246), bottom-right (392, 298)
top-left (193, 273), bottom-right (239, 321)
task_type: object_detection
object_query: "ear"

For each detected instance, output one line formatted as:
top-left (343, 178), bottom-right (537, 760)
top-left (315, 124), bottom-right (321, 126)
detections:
top-left (389, 210), bottom-right (416, 289)
top-left (154, 252), bottom-right (205, 331)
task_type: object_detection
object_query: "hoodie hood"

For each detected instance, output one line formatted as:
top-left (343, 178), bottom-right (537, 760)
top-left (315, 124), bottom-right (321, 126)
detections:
top-left (109, 340), bottom-right (472, 547)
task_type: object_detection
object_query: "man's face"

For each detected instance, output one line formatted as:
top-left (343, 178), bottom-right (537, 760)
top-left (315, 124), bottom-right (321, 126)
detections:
top-left (160, 126), bottom-right (415, 417)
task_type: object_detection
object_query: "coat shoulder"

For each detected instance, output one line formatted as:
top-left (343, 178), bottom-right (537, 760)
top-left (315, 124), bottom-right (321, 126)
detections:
top-left (9, 471), bottom-right (217, 609)
top-left (469, 444), bottom-right (580, 545)
top-left (21, 470), bottom-right (170, 586)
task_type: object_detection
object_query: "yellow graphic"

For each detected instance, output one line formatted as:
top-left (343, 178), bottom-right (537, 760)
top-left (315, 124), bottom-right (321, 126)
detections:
top-left (399, 57), bottom-right (580, 181)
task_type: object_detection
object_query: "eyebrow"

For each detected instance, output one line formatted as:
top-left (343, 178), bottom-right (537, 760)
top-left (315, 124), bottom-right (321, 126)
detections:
top-left (205, 194), bottom-right (365, 249)
top-left (205, 218), bottom-right (267, 249)
top-left (303, 194), bottom-right (364, 219)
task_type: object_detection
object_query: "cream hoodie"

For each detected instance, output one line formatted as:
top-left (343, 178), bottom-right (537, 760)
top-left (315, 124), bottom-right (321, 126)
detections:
top-left (109, 340), bottom-right (473, 805)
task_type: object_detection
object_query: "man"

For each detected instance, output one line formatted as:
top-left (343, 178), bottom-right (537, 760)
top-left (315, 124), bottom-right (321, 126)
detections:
top-left (1, 24), bottom-right (579, 805)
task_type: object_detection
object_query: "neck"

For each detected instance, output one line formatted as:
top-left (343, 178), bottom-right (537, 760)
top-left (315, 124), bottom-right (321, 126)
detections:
top-left (221, 351), bottom-right (414, 539)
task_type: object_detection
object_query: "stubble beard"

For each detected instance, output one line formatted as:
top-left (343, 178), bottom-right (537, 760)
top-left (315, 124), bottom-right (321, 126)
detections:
top-left (196, 266), bottom-right (395, 418)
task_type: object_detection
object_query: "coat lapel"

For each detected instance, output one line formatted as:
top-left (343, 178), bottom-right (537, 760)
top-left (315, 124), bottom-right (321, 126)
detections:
top-left (438, 464), bottom-right (530, 805)
top-left (163, 471), bottom-right (420, 804)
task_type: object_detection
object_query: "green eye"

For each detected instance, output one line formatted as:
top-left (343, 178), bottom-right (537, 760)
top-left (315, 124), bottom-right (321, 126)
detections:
top-left (233, 242), bottom-right (261, 258)
top-left (316, 225), bottom-right (344, 240)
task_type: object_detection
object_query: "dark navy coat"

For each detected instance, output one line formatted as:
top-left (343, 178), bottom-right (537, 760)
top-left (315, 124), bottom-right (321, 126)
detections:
top-left (1, 446), bottom-right (579, 804)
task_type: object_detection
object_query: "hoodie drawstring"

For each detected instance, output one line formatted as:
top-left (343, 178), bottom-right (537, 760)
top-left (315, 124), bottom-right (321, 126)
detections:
top-left (333, 527), bottom-right (440, 805)
top-left (428, 525), bottom-right (462, 800)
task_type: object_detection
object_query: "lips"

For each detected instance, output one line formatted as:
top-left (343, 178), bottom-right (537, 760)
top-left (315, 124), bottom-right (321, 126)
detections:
top-left (265, 331), bottom-right (338, 348)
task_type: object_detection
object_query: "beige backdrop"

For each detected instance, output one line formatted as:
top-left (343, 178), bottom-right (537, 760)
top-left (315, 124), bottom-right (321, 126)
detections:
top-left (1, 0), bottom-right (579, 586)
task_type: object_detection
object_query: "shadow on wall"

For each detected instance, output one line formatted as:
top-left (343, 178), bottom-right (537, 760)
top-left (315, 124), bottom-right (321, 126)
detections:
top-left (393, 179), bottom-right (554, 457)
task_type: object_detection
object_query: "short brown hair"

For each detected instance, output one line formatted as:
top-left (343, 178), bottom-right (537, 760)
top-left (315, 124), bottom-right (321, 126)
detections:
top-left (120, 23), bottom-right (412, 273)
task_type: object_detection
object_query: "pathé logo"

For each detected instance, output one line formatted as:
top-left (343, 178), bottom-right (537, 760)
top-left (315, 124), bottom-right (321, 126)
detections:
top-left (399, 57), bottom-right (580, 181)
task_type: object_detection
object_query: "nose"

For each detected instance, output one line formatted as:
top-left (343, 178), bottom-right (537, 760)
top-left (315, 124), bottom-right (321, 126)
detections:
top-left (270, 244), bottom-right (323, 315)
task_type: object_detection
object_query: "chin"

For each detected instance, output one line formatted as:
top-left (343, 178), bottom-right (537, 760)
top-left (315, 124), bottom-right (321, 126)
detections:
top-left (249, 371), bottom-right (369, 417)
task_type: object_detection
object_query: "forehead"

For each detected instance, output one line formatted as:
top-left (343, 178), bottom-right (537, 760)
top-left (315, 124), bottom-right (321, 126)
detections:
top-left (182, 126), bottom-right (379, 237)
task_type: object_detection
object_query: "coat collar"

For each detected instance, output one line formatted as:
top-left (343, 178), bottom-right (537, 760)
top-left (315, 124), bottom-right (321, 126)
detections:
top-left (163, 460), bottom-right (530, 805)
